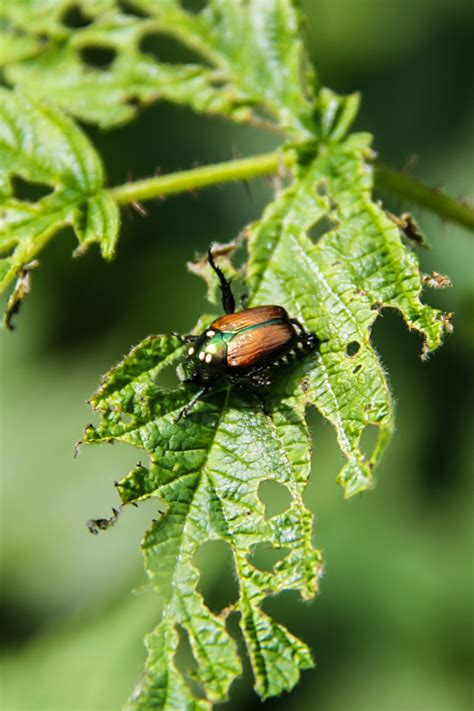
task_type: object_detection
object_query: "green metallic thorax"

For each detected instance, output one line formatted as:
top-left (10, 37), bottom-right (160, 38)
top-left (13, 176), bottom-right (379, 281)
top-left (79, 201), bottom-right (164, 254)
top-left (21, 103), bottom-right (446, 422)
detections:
top-left (202, 332), bottom-right (228, 360)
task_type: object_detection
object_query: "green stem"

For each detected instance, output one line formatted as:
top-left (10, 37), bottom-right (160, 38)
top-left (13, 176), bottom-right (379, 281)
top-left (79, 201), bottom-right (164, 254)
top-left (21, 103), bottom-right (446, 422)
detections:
top-left (108, 151), bottom-right (293, 205)
top-left (107, 151), bottom-right (474, 232)
top-left (374, 163), bottom-right (474, 231)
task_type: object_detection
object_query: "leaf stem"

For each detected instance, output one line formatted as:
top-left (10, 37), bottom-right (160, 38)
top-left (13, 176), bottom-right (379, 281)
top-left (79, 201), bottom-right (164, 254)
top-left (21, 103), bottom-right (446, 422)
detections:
top-left (107, 151), bottom-right (474, 232)
top-left (108, 151), bottom-right (293, 205)
top-left (374, 163), bottom-right (474, 231)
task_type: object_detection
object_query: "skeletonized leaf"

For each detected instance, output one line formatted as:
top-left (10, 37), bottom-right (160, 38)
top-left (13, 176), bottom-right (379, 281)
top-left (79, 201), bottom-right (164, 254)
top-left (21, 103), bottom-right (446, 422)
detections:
top-left (0, 88), bottom-right (119, 310)
top-left (1, 0), bottom-right (316, 137)
top-left (81, 94), bottom-right (450, 707)
top-left (245, 129), bottom-right (447, 496)
top-left (83, 334), bottom-right (322, 707)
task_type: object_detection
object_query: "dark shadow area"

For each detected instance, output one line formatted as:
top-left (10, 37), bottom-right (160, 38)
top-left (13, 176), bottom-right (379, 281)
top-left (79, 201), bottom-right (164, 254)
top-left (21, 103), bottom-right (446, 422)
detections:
top-left (61, 4), bottom-right (93, 29)
top-left (139, 32), bottom-right (209, 66)
top-left (11, 175), bottom-right (53, 202)
top-left (307, 213), bottom-right (337, 242)
top-left (345, 340), bottom-right (360, 357)
top-left (175, 624), bottom-right (206, 700)
top-left (79, 46), bottom-right (117, 70)
top-left (0, 598), bottom-right (44, 650)
top-left (180, 0), bottom-right (207, 14)
top-left (371, 308), bottom-right (471, 501)
top-left (117, 0), bottom-right (149, 19)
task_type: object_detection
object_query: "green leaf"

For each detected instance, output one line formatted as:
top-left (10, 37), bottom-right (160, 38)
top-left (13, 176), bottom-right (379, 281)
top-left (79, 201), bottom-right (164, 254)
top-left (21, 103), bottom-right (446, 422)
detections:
top-left (1, 0), bottom-right (316, 137)
top-left (81, 122), bottom-right (450, 706)
top-left (246, 133), bottom-right (448, 496)
top-left (0, 88), bottom-right (119, 308)
top-left (82, 334), bottom-right (322, 708)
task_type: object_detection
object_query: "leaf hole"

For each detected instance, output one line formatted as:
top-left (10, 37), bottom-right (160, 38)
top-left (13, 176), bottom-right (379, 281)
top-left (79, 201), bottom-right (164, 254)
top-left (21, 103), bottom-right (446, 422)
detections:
top-left (79, 46), bottom-right (117, 70)
top-left (153, 362), bottom-right (179, 388)
top-left (209, 76), bottom-right (228, 89)
top-left (261, 589), bottom-right (307, 638)
top-left (61, 4), bottom-right (93, 28)
top-left (175, 625), bottom-right (206, 699)
top-left (359, 424), bottom-right (380, 461)
top-left (307, 214), bottom-right (337, 242)
top-left (117, 0), bottom-right (149, 18)
top-left (180, 0), bottom-right (207, 13)
top-left (258, 480), bottom-right (292, 518)
top-left (353, 364), bottom-right (362, 375)
top-left (346, 341), bottom-right (360, 357)
top-left (194, 540), bottom-right (238, 614)
top-left (249, 542), bottom-right (290, 573)
top-left (0, 243), bottom-right (17, 259)
top-left (139, 32), bottom-right (208, 66)
top-left (11, 175), bottom-right (53, 202)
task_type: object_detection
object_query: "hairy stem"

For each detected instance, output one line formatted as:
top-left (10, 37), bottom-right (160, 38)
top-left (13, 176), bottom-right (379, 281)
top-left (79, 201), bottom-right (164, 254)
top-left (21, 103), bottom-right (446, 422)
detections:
top-left (108, 152), bottom-right (293, 205)
top-left (108, 151), bottom-right (474, 232)
top-left (374, 163), bottom-right (474, 231)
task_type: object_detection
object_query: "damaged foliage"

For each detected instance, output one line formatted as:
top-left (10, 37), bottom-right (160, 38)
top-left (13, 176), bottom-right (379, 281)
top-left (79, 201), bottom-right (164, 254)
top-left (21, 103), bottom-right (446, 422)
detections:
top-left (81, 128), bottom-right (449, 707)
top-left (0, 88), bottom-right (118, 321)
top-left (0, 1), bottom-right (456, 709)
top-left (1, 0), bottom-right (316, 137)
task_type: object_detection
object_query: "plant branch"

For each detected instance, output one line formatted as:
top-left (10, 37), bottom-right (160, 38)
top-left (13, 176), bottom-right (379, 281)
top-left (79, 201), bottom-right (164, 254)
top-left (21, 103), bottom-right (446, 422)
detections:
top-left (374, 163), bottom-right (474, 231)
top-left (107, 151), bottom-right (474, 232)
top-left (108, 151), bottom-right (293, 205)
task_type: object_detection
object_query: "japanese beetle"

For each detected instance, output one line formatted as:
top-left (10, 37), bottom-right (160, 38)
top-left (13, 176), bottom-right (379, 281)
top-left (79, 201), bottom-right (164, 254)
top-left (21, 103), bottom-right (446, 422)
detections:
top-left (177, 248), bottom-right (319, 419)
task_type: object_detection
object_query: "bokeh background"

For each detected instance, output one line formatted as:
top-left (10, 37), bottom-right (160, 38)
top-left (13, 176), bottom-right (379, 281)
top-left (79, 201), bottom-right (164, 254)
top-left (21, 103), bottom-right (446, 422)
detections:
top-left (1, 0), bottom-right (473, 709)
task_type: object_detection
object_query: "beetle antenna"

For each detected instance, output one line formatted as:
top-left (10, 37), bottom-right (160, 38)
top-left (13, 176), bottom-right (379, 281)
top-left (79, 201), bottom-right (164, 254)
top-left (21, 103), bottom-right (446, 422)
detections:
top-left (208, 248), bottom-right (235, 315)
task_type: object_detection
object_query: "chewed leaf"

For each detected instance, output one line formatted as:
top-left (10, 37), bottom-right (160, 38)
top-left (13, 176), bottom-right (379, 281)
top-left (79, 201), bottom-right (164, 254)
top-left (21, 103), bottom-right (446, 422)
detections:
top-left (246, 133), bottom-right (448, 496)
top-left (0, 88), bottom-right (119, 307)
top-left (83, 333), bottom-right (323, 708)
top-left (1, 0), bottom-right (316, 138)
top-left (81, 126), bottom-right (451, 708)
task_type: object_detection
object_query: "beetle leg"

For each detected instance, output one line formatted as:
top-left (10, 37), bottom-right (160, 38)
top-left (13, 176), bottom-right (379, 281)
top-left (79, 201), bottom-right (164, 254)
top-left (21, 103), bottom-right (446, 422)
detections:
top-left (288, 319), bottom-right (320, 352)
top-left (172, 332), bottom-right (199, 343)
top-left (289, 317), bottom-right (306, 333)
top-left (228, 371), bottom-right (271, 416)
top-left (208, 248), bottom-right (235, 315)
top-left (231, 379), bottom-right (271, 416)
top-left (254, 391), bottom-right (270, 416)
top-left (301, 331), bottom-right (320, 351)
top-left (247, 386), bottom-right (271, 416)
top-left (240, 293), bottom-right (249, 308)
top-left (250, 372), bottom-right (272, 387)
top-left (175, 385), bottom-right (209, 422)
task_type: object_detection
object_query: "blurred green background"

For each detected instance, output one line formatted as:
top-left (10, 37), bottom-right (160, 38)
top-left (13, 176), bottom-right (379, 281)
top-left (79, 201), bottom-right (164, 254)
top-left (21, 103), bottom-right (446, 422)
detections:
top-left (1, 0), bottom-right (473, 709)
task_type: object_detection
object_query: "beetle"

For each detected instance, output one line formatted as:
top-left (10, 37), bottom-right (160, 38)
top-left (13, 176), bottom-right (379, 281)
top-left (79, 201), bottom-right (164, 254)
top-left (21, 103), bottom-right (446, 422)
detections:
top-left (176, 247), bottom-right (319, 420)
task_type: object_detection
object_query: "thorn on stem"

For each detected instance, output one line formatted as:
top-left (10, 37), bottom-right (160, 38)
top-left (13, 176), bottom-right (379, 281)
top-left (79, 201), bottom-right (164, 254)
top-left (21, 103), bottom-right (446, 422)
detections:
top-left (131, 201), bottom-right (148, 217)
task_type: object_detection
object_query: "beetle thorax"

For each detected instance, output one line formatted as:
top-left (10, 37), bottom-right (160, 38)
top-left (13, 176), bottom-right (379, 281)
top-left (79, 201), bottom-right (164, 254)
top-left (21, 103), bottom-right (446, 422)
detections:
top-left (187, 329), bottom-right (227, 379)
